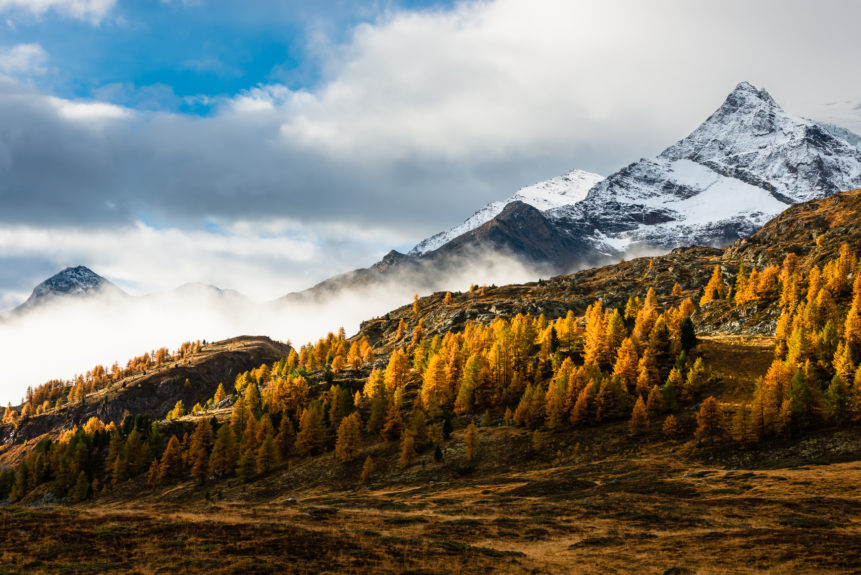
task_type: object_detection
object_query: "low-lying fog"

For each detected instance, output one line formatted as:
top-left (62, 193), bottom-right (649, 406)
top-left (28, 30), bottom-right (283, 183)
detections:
top-left (0, 254), bottom-right (542, 405)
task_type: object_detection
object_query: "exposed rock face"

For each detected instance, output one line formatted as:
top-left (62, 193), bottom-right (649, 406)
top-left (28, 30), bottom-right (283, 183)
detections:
top-left (410, 169), bottom-right (603, 256)
top-left (548, 82), bottom-right (861, 256)
top-left (355, 188), bottom-right (861, 352)
top-left (289, 83), bottom-right (861, 302)
top-left (0, 336), bottom-right (290, 452)
top-left (430, 201), bottom-right (603, 268)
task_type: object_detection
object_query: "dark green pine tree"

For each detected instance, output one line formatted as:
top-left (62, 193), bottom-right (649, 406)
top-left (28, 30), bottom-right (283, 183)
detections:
top-left (680, 317), bottom-right (698, 352)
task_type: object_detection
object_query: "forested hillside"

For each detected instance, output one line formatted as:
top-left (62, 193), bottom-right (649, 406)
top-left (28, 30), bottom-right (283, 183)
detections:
top-left (1, 190), bottom-right (860, 574)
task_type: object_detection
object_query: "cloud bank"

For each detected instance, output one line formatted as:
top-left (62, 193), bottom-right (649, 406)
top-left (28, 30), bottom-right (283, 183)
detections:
top-left (0, 252), bottom-right (538, 404)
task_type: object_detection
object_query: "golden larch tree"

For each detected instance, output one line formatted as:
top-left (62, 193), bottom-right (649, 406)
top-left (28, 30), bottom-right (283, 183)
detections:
top-left (695, 396), bottom-right (723, 443)
top-left (628, 396), bottom-right (649, 436)
top-left (335, 412), bottom-right (362, 463)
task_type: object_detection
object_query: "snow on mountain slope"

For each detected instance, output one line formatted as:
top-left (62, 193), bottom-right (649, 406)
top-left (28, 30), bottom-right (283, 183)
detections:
top-left (821, 123), bottom-right (861, 149)
top-left (27, 266), bottom-right (120, 302)
top-left (546, 82), bottom-right (861, 256)
top-left (409, 169), bottom-right (603, 255)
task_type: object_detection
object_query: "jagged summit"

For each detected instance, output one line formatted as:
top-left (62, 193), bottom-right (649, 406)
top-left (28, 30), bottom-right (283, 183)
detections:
top-left (289, 82), bottom-right (861, 302)
top-left (544, 81), bottom-right (861, 256)
top-left (409, 168), bottom-right (603, 255)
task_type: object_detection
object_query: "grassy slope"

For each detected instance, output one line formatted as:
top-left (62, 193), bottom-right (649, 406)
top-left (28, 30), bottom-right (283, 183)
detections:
top-left (2, 337), bottom-right (860, 574)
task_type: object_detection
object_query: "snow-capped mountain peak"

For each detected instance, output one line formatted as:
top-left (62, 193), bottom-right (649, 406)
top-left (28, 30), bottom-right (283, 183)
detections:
top-left (409, 168), bottom-right (603, 255)
top-left (291, 82), bottom-right (861, 303)
top-left (541, 82), bottom-right (861, 257)
top-left (30, 266), bottom-right (110, 299)
top-left (11, 266), bottom-right (127, 314)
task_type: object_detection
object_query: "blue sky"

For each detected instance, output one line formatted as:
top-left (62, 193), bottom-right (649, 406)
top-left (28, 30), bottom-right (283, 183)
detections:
top-left (2, 0), bottom-right (456, 113)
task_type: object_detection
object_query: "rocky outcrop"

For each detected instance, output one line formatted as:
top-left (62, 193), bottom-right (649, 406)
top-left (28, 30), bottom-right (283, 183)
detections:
top-left (0, 336), bottom-right (290, 450)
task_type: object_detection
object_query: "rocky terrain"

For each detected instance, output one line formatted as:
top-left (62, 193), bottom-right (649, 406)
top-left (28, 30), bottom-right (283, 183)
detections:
top-left (0, 336), bottom-right (289, 464)
top-left (290, 82), bottom-right (861, 302)
top-left (356, 187), bottom-right (861, 352)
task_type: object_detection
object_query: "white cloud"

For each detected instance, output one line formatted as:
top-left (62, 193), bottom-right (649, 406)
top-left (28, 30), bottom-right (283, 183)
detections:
top-left (0, 220), bottom-right (412, 302)
top-left (48, 96), bottom-right (131, 122)
top-left (0, 0), bottom-right (115, 24)
top-left (270, 0), bottom-right (861, 161)
top-left (0, 43), bottom-right (47, 76)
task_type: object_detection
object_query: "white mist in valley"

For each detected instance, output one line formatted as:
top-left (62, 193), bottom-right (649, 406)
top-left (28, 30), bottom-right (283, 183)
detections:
top-left (0, 253), bottom-right (540, 405)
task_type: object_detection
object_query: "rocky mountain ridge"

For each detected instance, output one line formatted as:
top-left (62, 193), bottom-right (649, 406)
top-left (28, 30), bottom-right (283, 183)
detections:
top-left (293, 82), bottom-right (861, 302)
top-left (355, 187), bottom-right (861, 351)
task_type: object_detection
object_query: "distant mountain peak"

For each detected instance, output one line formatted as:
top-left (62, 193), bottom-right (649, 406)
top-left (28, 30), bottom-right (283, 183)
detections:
top-left (15, 266), bottom-right (125, 312)
top-left (34, 266), bottom-right (108, 296)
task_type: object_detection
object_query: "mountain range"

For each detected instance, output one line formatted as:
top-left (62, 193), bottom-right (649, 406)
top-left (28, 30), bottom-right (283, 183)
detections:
top-left (2, 266), bottom-right (249, 319)
top-left (291, 81), bottom-right (861, 301)
top-left (4, 82), bottom-right (861, 314)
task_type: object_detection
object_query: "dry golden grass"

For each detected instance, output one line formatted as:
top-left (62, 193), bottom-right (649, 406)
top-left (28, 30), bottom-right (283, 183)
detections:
top-left (1, 336), bottom-right (859, 574)
top-left (698, 335), bottom-right (776, 403)
top-left (2, 424), bottom-right (859, 574)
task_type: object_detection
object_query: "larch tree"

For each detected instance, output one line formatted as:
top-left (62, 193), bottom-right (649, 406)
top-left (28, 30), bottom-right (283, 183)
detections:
top-left (646, 384), bottom-right (664, 418)
top-left (72, 471), bottom-right (90, 502)
top-left (209, 423), bottom-right (237, 479)
top-left (237, 449), bottom-right (257, 482)
top-left (695, 396), bottom-right (723, 443)
top-left (256, 435), bottom-right (278, 475)
top-left (612, 337), bottom-right (639, 392)
top-left (682, 357), bottom-right (709, 401)
top-left (628, 396), bottom-right (649, 437)
top-left (662, 414), bottom-right (679, 438)
top-left (570, 383), bottom-right (595, 426)
top-left (381, 389), bottom-right (405, 441)
top-left (421, 353), bottom-right (450, 408)
top-left (398, 430), bottom-right (416, 468)
top-left (361, 456), bottom-right (375, 482)
top-left (825, 374), bottom-right (848, 425)
top-left (700, 265), bottom-right (726, 305)
top-left (296, 404), bottom-right (326, 456)
top-left (157, 436), bottom-right (183, 482)
top-left (605, 309), bottom-right (626, 359)
top-left (384, 350), bottom-right (410, 392)
top-left (166, 400), bottom-right (185, 420)
top-left (335, 412), bottom-right (362, 463)
top-left (275, 415), bottom-right (296, 461)
top-left (189, 420), bottom-right (214, 484)
top-left (636, 350), bottom-right (659, 397)
top-left (731, 403), bottom-right (755, 444)
top-left (331, 354), bottom-right (346, 374)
